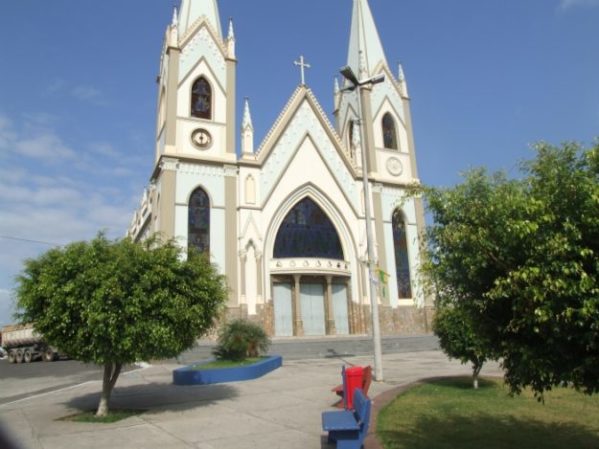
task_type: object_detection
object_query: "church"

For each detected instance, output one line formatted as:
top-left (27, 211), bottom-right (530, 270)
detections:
top-left (128, 0), bottom-right (433, 337)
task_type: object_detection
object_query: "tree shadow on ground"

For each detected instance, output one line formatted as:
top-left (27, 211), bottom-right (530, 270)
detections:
top-left (426, 376), bottom-right (498, 390)
top-left (378, 413), bottom-right (599, 449)
top-left (64, 382), bottom-right (239, 414)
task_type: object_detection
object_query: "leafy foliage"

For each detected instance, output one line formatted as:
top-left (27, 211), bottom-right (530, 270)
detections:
top-left (418, 141), bottom-right (599, 396)
top-left (433, 306), bottom-right (489, 388)
top-left (213, 319), bottom-right (271, 361)
top-left (16, 234), bottom-right (227, 414)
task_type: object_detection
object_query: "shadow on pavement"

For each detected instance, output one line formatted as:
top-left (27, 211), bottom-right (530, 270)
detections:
top-left (63, 382), bottom-right (239, 413)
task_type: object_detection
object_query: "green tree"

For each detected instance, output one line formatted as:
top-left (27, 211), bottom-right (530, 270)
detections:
top-left (16, 234), bottom-right (227, 416)
top-left (213, 319), bottom-right (271, 361)
top-left (433, 306), bottom-right (490, 389)
top-left (419, 141), bottom-right (599, 396)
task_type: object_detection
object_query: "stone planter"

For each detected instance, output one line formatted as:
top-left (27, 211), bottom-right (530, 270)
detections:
top-left (173, 355), bottom-right (283, 385)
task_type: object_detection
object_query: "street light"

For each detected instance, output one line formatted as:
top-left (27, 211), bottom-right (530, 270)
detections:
top-left (339, 65), bottom-right (385, 381)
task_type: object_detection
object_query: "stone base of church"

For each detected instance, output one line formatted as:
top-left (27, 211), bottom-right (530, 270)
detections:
top-left (221, 303), bottom-right (275, 335)
top-left (212, 302), bottom-right (434, 338)
top-left (374, 305), bottom-right (435, 336)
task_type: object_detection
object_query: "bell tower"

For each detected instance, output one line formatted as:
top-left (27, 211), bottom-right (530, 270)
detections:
top-left (334, 0), bottom-right (428, 307)
top-left (155, 0), bottom-right (237, 165)
top-left (148, 0), bottom-right (239, 306)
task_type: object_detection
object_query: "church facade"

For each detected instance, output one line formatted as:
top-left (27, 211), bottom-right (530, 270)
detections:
top-left (128, 0), bottom-right (433, 337)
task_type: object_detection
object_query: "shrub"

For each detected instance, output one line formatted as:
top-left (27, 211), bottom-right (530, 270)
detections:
top-left (213, 319), bottom-right (271, 361)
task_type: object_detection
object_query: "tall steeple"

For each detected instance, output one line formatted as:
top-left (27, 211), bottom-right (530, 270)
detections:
top-left (178, 0), bottom-right (222, 37)
top-left (347, 0), bottom-right (388, 78)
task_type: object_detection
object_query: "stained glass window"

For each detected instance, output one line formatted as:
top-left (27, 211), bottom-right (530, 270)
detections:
top-left (274, 198), bottom-right (343, 259)
top-left (393, 211), bottom-right (412, 298)
top-left (188, 187), bottom-right (210, 253)
top-left (382, 112), bottom-right (398, 150)
top-left (191, 77), bottom-right (212, 119)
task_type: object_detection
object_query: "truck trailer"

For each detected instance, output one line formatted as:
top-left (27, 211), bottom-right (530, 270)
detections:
top-left (1, 323), bottom-right (59, 363)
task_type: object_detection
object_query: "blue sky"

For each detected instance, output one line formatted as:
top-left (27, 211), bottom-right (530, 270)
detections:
top-left (0, 0), bottom-right (598, 327)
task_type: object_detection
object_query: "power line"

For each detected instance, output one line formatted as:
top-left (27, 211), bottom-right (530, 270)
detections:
top-left (0, 235), bottom-right (62, 247)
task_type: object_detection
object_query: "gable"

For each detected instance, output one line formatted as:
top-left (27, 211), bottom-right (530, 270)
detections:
top-left (255, 93), bottom-right (359, 211)
top-left (179, 22), bottom-right (226, 86)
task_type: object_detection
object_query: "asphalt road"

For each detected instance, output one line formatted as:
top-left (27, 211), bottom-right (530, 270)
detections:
top-left (0, 335), bottom-right (438, 406)
top-left (0, 359), bottom-right (120, 406)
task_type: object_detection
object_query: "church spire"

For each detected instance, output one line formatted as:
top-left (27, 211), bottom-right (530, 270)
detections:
top-left (178, 0), bottom-right (222, 38)
top-left (227, 18), bottom-right (236, 59)
top-left (172, 6), bottom-right (179, 27)
top-left (241, 98), bottom-right (254, 155)
top-left (398, 62), bottom-right (409, 97)
top-left (242, 97), bottom-right (253, 131)
top-left (347, 0), bottom-right (388, 79)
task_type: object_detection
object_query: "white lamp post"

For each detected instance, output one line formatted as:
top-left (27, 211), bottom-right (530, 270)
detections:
top-left (340, 65), bottom-right (385, 381)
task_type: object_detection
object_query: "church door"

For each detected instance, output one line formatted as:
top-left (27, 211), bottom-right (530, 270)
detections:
top-left (301, 283), bottom-right (326, 336)
top-left (332, 283), bottom-right (349, 335)
top-left (273, 283), bottom-right (293, 337)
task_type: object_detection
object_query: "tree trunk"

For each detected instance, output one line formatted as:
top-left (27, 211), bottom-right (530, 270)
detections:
top-left (96, 362), bottom-right (122, 417)
top-left (472, 363), bottom-right (482, 389)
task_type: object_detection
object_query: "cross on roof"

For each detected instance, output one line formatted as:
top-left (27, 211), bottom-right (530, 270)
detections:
top-left (294, 55), bottom-right (311, 86)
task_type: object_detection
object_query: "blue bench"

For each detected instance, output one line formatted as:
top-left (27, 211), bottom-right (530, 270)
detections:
top-left (322, 388), bottom-right (371, 449)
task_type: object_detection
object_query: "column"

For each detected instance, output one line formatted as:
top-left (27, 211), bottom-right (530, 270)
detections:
top-left (325, 276), bottom-right (336, 335)
top-left (256, 251), bottom-right (263, 300)
top-left (239, 250), bottom-right (247, 298)
top-left (293, 275), bottom-right (304, 337)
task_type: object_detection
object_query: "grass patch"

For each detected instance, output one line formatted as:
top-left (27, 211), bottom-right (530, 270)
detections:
top-left (377, 377), bottom-right (599, 449)
top-left (58, 409), bottom-right (145, 423)
top-left (189, 357), bottom-right (265, 370)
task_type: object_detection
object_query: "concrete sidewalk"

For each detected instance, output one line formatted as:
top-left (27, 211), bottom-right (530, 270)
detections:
top-left (0, 351), bottom-right (502, 449)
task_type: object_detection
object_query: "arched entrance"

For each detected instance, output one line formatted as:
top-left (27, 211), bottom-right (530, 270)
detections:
top-left (271, 197), bottom-right (351, 337)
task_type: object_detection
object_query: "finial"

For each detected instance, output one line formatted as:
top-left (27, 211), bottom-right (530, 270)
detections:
top-left (242, 97), bottom-right (253, 130)
top-left (228, 17), bottom-right (235, 40)
top-left (241, 97), bottom-right (254, 155)
top-left (294, 55), bottom-right (311, 86)
top-left (226, 18), bottom-right (236, 59)
top-left (398, 62), bottom-right (405, 82)
top-left (171, 6), bottom-right (178, 27)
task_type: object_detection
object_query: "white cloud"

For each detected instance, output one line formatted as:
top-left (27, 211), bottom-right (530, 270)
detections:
top-left (559, 0), bottom-right (599, 9)
top-left (45, 79), bottom-right (67, 96)
top-left (21, 112), bottom-right (60, 127)
top-left (0, 110), bottom-right (147, 328)
top-left (71, 85), bottom-right (107, 106)
top-left (14, 133), bottom-right (76, 160)
top-left (0, 85), bottom-right (155, 330)
top-left (44, 79), bottom-right (107, 106)
top-left (89, 142), bottom-right (120, 159)
top-left (0, 114), bottom-right (17, 149)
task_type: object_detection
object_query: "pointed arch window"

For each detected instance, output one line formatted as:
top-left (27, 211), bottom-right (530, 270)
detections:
top-left (191, 77), bottom-right (212, 119)
top-left (393, 210), bottom-right (412, 298)
top-left (188, 187), bottom-right (210, 253)
top-left (382, 112), bottom-right (398, 150)
top-left (274, 197), bottom-right (344, 259)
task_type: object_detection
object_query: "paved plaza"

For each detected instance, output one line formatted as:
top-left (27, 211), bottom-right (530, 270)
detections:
top-left (0, 349), bottom-right (502, 449)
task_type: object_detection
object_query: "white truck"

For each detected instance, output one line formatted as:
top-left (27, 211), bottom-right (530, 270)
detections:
top-left (1, 323), bottom-right (60, 363)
